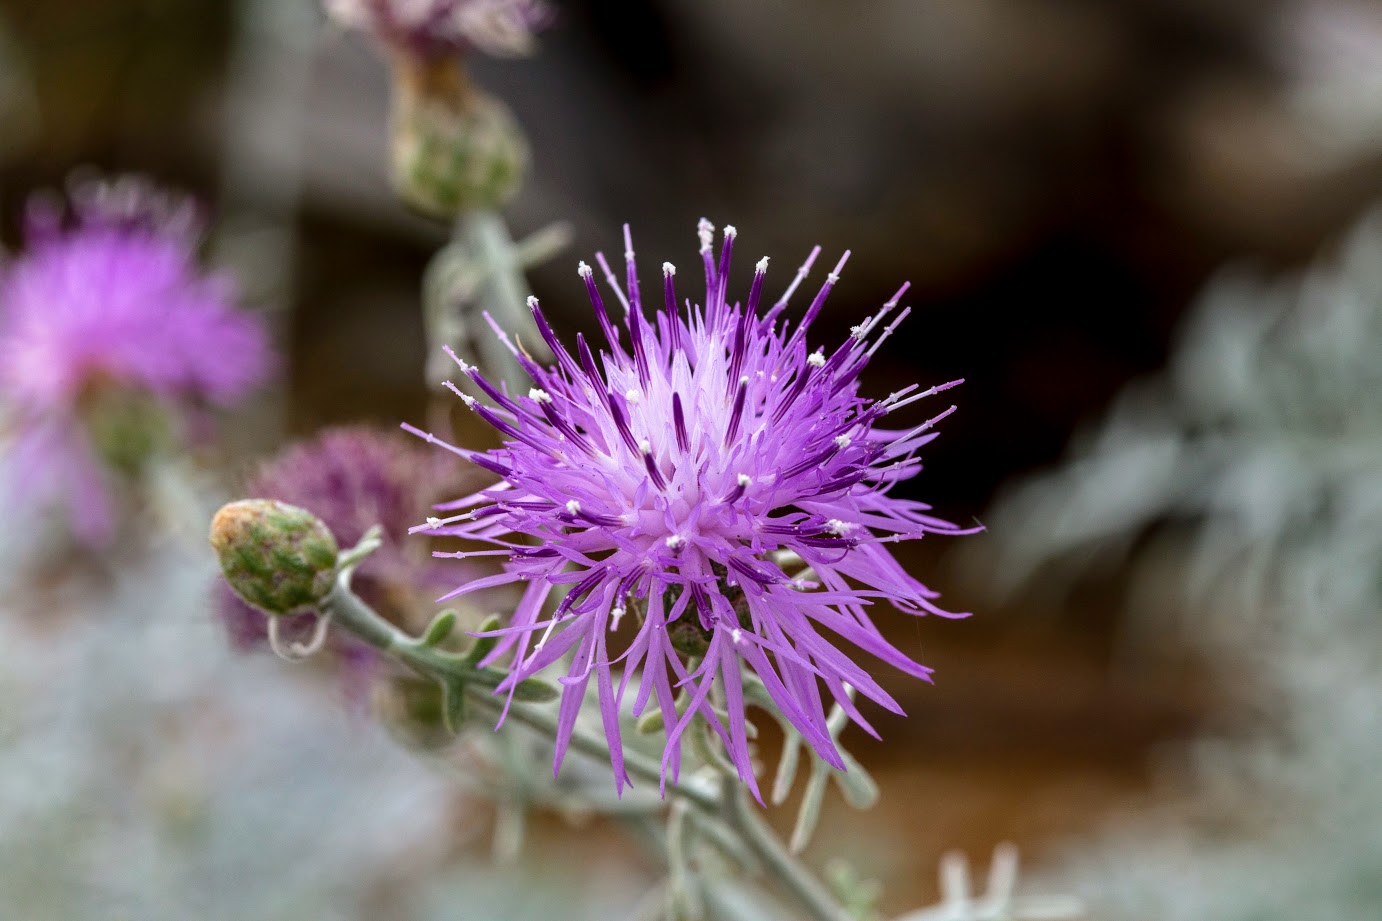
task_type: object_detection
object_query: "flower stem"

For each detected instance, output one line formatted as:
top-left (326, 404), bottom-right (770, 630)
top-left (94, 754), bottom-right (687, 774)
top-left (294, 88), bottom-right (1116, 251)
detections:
top-left (323, 579), bottom-right (719, 811)
top-left (422, 210), bottom-right (563, 395)
top-left (721, 780), bottom-right (855, 921)
top-left (324, 577), bottom-right (853, 921)
top-left (463, 691), bottom-right (720, 811)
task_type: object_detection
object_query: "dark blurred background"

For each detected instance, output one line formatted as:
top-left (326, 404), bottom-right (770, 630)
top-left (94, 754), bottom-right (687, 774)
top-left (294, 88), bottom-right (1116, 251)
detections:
top-left (8, 0), bottom-right (1382, 508)
top-left (3, 0), bottom-right (1381, 911)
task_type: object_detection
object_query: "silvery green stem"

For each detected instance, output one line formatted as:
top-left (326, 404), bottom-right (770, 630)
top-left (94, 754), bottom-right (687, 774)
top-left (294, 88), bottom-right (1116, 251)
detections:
top-left (422, 210), bottom-right (565, 393)
top-left (322, 540), bottom-right (853, 921)
top-left (322, 577), bottom-right (720, 811)
top-left (666, 800), bottom-right (704, 920)
top-left (465, 210), bottom-right (543, 388)
top-left (721, 780), bottom-right (855, 921)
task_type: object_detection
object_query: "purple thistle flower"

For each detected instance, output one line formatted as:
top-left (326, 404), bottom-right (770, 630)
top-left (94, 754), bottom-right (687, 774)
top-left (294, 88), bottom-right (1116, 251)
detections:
top-left (325, 0), bottom-right (553, 59)
top-left (408, 221), bottom-right (976, 798)
top-left (0, 178), bottom-right (271, 544)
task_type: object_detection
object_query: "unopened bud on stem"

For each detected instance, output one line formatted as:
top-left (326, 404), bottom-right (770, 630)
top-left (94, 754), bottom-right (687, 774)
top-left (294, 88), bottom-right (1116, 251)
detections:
top-left (390, 55), bottom-right (529, 218)
top-left (210, 500), bottom-right (339, 617)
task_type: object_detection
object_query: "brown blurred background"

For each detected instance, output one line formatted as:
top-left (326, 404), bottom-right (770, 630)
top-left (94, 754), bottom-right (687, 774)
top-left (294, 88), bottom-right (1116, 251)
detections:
top-left (3, 0), bottom-right (1381, 912)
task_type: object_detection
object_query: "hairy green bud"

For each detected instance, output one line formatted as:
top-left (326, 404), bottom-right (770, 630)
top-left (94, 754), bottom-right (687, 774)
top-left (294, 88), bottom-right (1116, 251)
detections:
top-left (390, 56), bottom-right (528, 218)
top-left (209, 500), bottom-right (339, 617)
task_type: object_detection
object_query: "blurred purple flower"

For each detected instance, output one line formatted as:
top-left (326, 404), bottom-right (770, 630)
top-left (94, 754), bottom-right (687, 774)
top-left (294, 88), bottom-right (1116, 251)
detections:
top-left (325, 0), bottom-right (553, 59)
top-left (216, 427), bottom-right (469, 700)
top-left (409, 221), bottom-right (976, 797)
top-left (0, 178), bottom-right (271, 544)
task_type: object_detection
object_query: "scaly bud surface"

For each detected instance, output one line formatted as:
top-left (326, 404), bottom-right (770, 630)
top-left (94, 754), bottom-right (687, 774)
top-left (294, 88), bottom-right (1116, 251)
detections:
top-left (210, 500), bottom-right (339, 617)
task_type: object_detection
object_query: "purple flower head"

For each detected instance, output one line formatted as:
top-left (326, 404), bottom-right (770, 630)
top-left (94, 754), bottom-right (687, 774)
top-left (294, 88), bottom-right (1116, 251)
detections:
top-left (216, 426), bottom-right (468, 653)
top-left (0, 177), bottom-right (271, 544)
top-left (410, 221), bottom-right (975, 798)
top-left (325, 0), bottom-right (553, 59)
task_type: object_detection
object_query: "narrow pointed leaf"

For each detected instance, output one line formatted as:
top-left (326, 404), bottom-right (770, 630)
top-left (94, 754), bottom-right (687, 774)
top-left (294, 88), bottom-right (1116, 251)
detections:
top-left (637, 709), bottom-right (665, 735)
top-left (789, 761), bottom-right (831, 854)
top-left (420, 609), bottom-right (458, 648)
top-left (511, 676), bottom-right (560, 703)
top-left (831, 752), bottom-right (880, 810)
top-left (772, 730), bottom-right (803, 806)
top-left (463, 614), bottom-right (503, 664)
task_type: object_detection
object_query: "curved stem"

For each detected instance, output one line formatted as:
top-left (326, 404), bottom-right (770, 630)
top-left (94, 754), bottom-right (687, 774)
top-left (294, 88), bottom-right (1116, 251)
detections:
top-left (323, 573), bottom-right (852, 921)
top-left (422, 210), bottom-right (564, 394)
top-left (266, 610), bottom-right (332, 661)
top-left (462, 691), bottom-right (719, 812)
top-left (722, 780), bottom-right (854, 921)
top-left (463, 210), bottom-right (549, 389)
top-left (323, 579), bottom-right (719, 811)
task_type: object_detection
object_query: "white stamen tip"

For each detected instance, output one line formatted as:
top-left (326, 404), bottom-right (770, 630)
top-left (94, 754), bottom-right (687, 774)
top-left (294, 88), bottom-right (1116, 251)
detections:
top-left (458, 392), bottom-right (477, 408)
top-left (565, 500), bottom-right (581, 515)
top-left (426, 516), bottom-right (443, 529)
top-left (724, 225), bottom-right (738, 239)
top-left (755, 256), bottom-right (769, 274)
top-left (737, 474), bottom-right (752, 487)
top-left (577, 261), bottom-right (594, 278)
top-left (639, 440), bottom-right (653, 455)
top-left (827, 272), bottom-right (840, 285)
top-left (826, 519), bottom-right (852, 535)
top-left (610, 606), bottom-right (625, 631)
top-left (665, 535), bottom-right (686, 550)
top-left (850, 325), bottom-right (866, 339)
top-left (624, 250), bottom-right (635, 262)
top-left (625, 389), bottom-right (641, 403)
top-left (807, 351), bottom-right (826, 367)
top-left (730, 628), bottom-right (743, 644)
top-left (444, 347), bottom-right (475, 373)
top-left (529, 388), bottom-right (552, 403)
top-left (663, 261), bottom-right (676, 277)
top-left (739, 375), bottom-right (750, 386)
top-left (834, 435), bottom-right (852, 449)
top-left (698, 218), bottom-right (715, 252)
top-left (526, 295), bottom-right (539, 308)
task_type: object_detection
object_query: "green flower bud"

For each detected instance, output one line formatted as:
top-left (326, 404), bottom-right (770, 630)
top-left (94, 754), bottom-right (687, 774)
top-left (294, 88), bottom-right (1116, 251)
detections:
top-left (209, 500), bottom-right (339, 617)
top-left (78, 380), bottom-right (174, 476)
top-left (390, 55), bottom-right (529, 219)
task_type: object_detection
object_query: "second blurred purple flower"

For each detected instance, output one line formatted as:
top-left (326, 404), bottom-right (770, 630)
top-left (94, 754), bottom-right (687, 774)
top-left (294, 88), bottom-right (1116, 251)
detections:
top-left (0, 177), bottom-right (271, 545)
